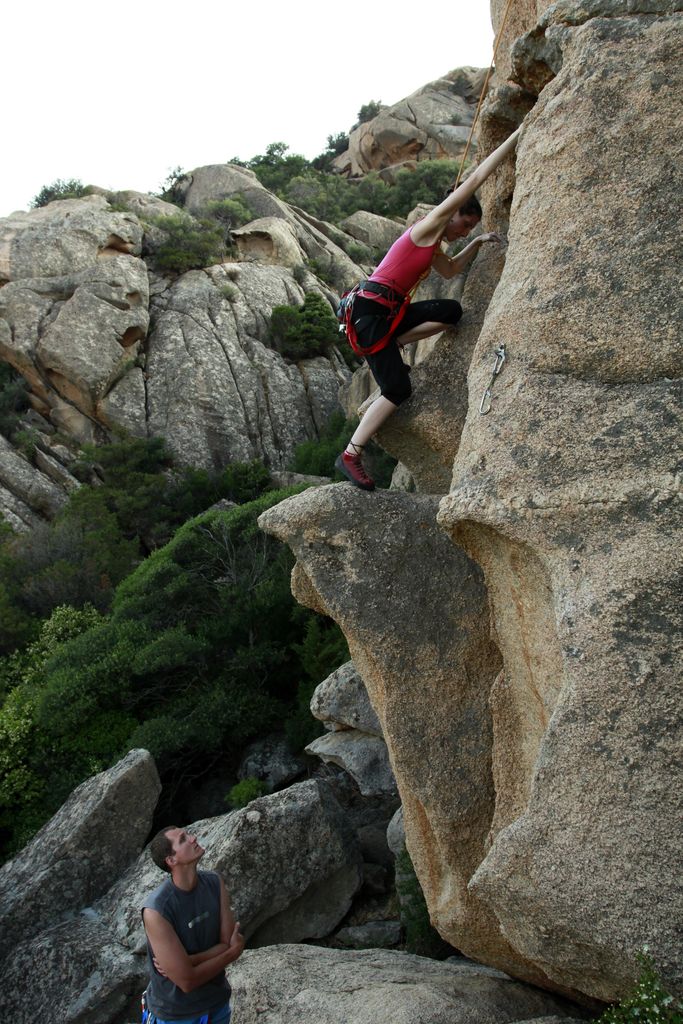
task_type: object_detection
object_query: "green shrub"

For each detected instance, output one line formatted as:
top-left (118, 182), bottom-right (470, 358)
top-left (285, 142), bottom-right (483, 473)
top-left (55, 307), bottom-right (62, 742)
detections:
top-left (0, 485), bottom-right (351, 859)
top-left (285, 613), bottom-right (348, 752)
top-left (226, 777), bottom-right (268, 809)
top-left (148, 214), bottom-right (227, 274)
top-left (597, 953), bottom-right (683, 1024)
top-left (344, 241), bottom-right (374, 266)
top-left (30, 179), bottom-right (90, 208)
top-left (202, 197), bottom-right (254, 230)
top-left (0, 363), bottom-right (29, 439)
top-left (390, 160), bottom-right (459, 215)
top-left (355, 100), bottom-right (383, 126)
top-left (244, 142), bottom-right (310, 194)
top-left (270, 292), bottom-right (338, 361)
top-left (157, 166), bottom-right (186, 206)
top-left (11, 427), bottom-right (40, 462)
top-left (395, 848), bottom-right (453, 959)
top-left (0, 438), bottom-right (273, 647)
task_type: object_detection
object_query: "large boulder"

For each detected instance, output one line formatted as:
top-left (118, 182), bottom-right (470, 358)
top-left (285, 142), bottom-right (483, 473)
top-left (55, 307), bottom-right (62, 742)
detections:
top-left (0, 195), bottom-right (142, 282)
top-left (99, 779), bottom-right (362, 952)
top-left (0, 749), bottom-right (160, 959)
top-left (258, 487), bottom-right (563, 989)
top-left (333, 68), bottom-right (488, 177)
top-left (228, 945), bottom-right (587, 1024)
top-left (311, 660), bottom-right (382, 735)
top-left (437, 3), bottom-right (683, 1004)
top-left (0, 917), bottom-right (144, 1024)
top-left (339, 211), bottom-right (404, 254)
top-left (306, 730), bottom-right (398, 798)
top-left (0, 433), bottom-right (69, 519)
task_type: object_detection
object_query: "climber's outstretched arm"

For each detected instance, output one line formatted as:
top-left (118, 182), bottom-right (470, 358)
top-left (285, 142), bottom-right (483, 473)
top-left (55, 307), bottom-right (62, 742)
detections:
top-left (412, 128), bottom-right (520, 247)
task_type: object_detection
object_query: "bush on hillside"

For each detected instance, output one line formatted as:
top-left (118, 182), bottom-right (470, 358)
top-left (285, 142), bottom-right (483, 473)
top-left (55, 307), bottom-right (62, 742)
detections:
top-left (0, 363), bottom-right (30, 439)
top-left (270, 292), bottom-right (339, 361)
top-left (201, 197), bottom-right (254, 230)
top-left (148, 214), bottom-right (227, 274)
top-left (30, 179), bottom-right (90, 208)
top-left (0, 488), bottom-right (348, 859)
top-left (355, 100), bottom-right (383, 126)
top-left (226, 777), bottom-right (268, 809)
top-left (0, 437), bottom-right (273, 649)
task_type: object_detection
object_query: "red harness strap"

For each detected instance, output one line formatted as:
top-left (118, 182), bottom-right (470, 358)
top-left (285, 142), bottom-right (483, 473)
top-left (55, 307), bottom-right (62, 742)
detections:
top-left (341, 285), bottom-right (411, 357)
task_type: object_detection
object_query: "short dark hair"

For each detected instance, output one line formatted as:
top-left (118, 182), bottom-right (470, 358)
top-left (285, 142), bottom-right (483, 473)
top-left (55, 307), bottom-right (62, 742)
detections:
top-left (149, 826), bottom-right (177, 872)
top-left (459, 194), bottom-right (483, 219)
top-left (443, 187), bottom-right (483, 220)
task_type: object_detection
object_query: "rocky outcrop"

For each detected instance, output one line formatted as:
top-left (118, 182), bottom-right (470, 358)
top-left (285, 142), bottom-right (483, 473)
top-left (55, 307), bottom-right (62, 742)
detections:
top-left (258, 0), bottom-right (682, 1007)
top-left (0, 916), bottom-right (145, 1024)
top-left (306, 730), bottom-right (398, 798)
top-left (333, 68), bottom-right (488, 177)
top-left (228, 945), bottom-right (587, 1024)
top-left (258, 487), bottom-right (556, 985)
top-left (339, 211), bottom-right (404, 254)
top-left (0, 749), bottom-right (160, 960)
top-left (144, 262), bottom-right (350, 470)
top-left (0, 177), bottom-right (360, 525)
top-left (172, 163), bottom-right (363, 291)
top-left (437, 3), bottom-right (683, 1002)
top-left (307, 661), bottom-right (396, 797)
top-left (311, 660), bottom-right (382, 734)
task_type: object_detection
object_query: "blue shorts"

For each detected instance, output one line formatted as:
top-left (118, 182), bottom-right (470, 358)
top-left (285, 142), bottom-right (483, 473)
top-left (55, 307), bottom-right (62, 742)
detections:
top-left (143, 1001), bottom-right (231, 1024)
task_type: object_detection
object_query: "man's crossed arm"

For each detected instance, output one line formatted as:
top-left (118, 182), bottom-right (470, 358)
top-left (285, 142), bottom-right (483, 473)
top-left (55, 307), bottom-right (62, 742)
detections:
top-left (144, 878), bottom-right (244, 993)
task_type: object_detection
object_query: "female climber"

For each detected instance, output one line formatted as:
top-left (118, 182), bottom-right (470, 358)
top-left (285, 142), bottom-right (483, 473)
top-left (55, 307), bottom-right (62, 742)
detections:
top-left (335, 127), bottom-right (520, 491)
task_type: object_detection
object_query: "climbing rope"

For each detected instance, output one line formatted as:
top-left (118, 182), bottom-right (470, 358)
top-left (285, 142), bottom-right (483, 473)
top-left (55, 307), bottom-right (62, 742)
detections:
top-left (454, 0), bottom-right (517, 189)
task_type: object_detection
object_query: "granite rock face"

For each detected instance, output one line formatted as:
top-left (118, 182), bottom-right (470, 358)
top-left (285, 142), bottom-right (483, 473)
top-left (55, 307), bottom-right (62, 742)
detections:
top-left (0, 917), bottom-right (145, 1024)
top-left (0, 749), bottom-right (160, 960)
top-left (258, 487), bottom-right (562, 986)
top-left (333, 67), bottom-right (488, 177)
top-left (438, 5), bottom-right (683, 1001)
top-left (258, 1), bottom-right (682, 1006)
top-left (0, 180), bottom-right (356, 526)
top-left (145, 262), bottom-right (350, 470)
top-left (228, 945), bottom-right (586, 1024)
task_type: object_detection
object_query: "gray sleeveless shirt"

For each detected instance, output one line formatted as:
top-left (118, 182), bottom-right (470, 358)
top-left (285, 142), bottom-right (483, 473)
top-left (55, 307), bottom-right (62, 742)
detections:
top-left (142, 870), bottom-right (231, 1019)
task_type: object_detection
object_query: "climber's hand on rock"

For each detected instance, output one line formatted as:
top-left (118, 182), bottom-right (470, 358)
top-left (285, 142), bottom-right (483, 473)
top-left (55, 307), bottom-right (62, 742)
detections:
top-left (478, 232), bottom-right (505, 246)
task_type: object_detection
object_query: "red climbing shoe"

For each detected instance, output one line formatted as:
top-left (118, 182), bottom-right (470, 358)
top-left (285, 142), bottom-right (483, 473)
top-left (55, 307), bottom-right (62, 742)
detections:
top-left (335, 451), bottom-right (375, 492)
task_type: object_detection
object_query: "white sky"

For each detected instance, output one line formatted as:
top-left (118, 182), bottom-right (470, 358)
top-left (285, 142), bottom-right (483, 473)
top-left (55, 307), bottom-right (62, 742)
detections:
top-left (2, 0), bottom-right (494, 218)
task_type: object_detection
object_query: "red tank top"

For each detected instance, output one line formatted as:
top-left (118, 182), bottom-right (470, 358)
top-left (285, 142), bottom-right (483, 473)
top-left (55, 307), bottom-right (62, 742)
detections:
top-left (368, 226), bottom-right (438, 295)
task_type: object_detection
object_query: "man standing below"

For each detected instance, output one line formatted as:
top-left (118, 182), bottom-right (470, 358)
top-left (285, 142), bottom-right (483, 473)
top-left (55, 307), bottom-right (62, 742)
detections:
top-left (142, 826), bottom-right (244, 1024)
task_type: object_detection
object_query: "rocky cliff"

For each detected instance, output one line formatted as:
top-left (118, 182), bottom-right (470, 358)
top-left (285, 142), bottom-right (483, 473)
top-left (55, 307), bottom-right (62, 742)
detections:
top-left (0, 170), bottom-right (361, 528)
top-left (332, 66), bottom-right (488, 178)
top-left (259, 0), bottom-right (683, 1005)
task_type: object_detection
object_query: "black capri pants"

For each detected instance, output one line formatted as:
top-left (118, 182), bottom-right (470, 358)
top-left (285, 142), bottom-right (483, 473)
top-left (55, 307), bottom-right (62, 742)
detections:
top-left (354, 297), bottom-right (463, 406)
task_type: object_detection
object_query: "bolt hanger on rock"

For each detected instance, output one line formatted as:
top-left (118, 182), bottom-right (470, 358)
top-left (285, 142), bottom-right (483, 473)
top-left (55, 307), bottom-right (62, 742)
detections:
top-left (479, 344), bottom-right (506, 415)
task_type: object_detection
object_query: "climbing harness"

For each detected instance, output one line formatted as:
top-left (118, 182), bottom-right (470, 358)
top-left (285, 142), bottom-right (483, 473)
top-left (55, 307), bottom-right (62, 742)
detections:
top-left (479, 344), bottom-right (506, 415)
top-left (454, 0), bottom-right (517, 189)
top-left (337, 280), bottom-right (411, 356)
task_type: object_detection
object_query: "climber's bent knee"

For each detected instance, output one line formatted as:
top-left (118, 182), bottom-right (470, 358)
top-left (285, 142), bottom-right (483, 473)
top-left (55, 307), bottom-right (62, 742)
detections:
top-left (365, 341), bottom-right (412, 407)
top-left (401, 299), bottom-right (463, 330)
